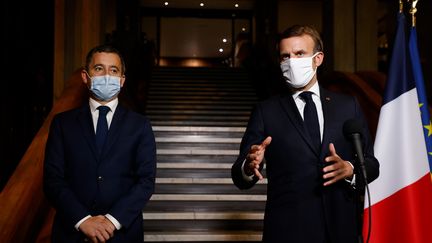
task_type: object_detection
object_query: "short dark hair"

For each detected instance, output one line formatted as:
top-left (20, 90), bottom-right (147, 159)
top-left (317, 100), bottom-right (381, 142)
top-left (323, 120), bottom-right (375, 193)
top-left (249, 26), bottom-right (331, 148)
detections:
top-left (279, 25), bottom-right (324, 53)
top-left (85, 44), bottom-right (126, 74)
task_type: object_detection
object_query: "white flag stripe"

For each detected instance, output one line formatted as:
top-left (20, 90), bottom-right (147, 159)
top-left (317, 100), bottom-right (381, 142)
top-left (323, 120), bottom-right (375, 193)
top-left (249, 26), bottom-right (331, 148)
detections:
top-left (368, 88), bottom-right (429, 207)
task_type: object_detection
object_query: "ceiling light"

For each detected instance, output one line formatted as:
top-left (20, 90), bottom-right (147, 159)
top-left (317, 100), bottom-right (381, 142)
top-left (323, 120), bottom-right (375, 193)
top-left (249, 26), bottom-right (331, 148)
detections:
top-left (164, 2), bottom-right (168, 6)
top-left (219, 48), bottom-right (224, 53)
top-left (242, 27), bottom-right (246, 32)
top-left (222, 38), bottom-right (227, 43)
top-left (235, 4), bottom-right (239, 8)
top-left (200, 3), bottom-right (204, 7)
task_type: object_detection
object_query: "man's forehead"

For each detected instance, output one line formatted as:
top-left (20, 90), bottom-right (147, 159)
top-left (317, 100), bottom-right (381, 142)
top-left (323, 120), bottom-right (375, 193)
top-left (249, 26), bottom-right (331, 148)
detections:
top-left (280, 35), bottom-right (314, 51)
top-left (90, 53), bottom-right (121, 67)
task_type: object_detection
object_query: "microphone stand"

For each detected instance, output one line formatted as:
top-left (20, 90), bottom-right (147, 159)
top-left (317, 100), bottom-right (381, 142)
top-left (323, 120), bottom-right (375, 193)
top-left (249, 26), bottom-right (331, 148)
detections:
top-left (352, 134), bottom-right (370, 243)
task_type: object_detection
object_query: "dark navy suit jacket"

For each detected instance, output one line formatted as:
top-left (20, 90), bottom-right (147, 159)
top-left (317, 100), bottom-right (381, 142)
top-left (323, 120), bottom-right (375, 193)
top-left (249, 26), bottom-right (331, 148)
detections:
top-left (44, 103), bottom-right (156, 243)
top-left (232, 88), bottom-right (379, 243)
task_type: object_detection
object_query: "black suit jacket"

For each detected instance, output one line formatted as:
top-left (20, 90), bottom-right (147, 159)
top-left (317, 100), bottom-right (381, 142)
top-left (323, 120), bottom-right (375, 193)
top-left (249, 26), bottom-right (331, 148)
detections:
top-left (44, 103), bottom-right (156, 243)
top-left (232, 88), bottom-right (379, 243)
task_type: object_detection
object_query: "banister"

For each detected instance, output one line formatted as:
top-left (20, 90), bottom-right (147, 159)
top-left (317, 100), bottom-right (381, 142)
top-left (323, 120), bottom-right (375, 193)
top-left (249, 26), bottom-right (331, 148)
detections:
top-left (0, 69), bottom-right (87, 243)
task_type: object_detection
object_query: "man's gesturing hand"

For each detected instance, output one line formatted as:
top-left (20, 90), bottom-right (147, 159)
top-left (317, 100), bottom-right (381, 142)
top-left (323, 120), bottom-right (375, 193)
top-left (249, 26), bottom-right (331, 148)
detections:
top-left (323, 143), bottom-right (354, 186)
top-left (245, 136), bottom-right (272, 180)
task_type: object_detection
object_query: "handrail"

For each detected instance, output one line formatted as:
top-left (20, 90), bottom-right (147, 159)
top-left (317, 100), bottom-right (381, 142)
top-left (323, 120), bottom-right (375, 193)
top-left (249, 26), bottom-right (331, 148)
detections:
top-left (0, 69), bottom-right (87, 243)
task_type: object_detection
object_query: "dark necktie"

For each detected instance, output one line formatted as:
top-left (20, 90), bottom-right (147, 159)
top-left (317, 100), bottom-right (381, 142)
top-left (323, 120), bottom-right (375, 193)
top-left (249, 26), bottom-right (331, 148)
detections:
top-left (96, 106), bottom-right (110, 153)
top-left (299, 91), bottom-right (321, 152)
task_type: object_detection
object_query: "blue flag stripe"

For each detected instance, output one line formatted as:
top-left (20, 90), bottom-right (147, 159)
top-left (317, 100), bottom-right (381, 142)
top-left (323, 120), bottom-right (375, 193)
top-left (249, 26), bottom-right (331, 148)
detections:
top-left (382, 13), bottom-right (415, 105)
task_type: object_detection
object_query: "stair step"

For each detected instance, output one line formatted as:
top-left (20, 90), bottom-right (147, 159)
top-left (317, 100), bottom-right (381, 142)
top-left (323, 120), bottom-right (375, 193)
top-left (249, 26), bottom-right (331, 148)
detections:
top-left (143, 212), bottom-right (264, 220)
top-left (156, 137), bottom-right (241, 143)
top-left (144, 201), bottom-right (265, 212)
top-left (153, 126), bottom-right (245, 132)
top-left (143, 231), bottom-right (262, 242)
top-left (157, 149), bottom-right (238, 155)
top-left (147, 110), bottom-right (251, 116)
top-left (150, 194), bottom-right (266, 201)
top-left (157, 162), bottom-right (232, 169)
top-left (155, 178), bottom-right (267, 184)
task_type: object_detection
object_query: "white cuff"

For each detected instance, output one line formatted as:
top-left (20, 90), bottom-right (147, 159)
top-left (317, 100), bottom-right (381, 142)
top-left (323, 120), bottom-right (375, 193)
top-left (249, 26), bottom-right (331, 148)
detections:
top-left (344, 161), bottom-right (356, 186)
top-left (241, 159), bottom-right (255, 182)
top-left (105, 214), bottom-right (122, 230)
top-left (75, 215), bottom-right (91, 231)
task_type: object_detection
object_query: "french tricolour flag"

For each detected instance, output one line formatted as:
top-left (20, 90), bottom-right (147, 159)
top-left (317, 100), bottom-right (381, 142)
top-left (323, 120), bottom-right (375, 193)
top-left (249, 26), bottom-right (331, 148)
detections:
top-left (362, 13), bottom-right (432, 243)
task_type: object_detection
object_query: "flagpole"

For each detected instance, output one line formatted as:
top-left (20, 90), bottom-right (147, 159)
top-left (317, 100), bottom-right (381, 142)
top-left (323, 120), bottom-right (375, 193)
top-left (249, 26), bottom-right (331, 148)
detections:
top-left (410, 0), bottom-right (419, 27)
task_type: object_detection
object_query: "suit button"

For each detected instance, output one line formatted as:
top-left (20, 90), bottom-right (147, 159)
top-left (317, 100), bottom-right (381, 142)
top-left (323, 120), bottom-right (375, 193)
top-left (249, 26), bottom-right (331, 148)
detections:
top-left (97, 176), bottom-right (103, 181)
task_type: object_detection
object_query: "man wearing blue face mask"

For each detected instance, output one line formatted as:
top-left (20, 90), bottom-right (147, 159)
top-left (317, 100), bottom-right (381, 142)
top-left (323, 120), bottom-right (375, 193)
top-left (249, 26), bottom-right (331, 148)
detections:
top-left (232, 25), bottom-right (380, 242)
top-left (44, 44), bottom-right (156, 243)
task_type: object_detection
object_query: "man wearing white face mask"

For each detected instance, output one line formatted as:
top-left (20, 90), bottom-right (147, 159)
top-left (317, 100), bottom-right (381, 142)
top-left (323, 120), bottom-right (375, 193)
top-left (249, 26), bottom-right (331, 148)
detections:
top-left (232, 25), bottom-right (379, 242)
top-left (44, 44), bottom-right (156, 243)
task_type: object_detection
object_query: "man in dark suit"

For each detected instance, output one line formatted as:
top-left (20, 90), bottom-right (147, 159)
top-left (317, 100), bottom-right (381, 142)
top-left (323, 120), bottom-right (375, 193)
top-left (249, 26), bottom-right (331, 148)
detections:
top-left (232, 25), bottom-right (380, 242)
top-left (44, 44), bottom-right (156, 243)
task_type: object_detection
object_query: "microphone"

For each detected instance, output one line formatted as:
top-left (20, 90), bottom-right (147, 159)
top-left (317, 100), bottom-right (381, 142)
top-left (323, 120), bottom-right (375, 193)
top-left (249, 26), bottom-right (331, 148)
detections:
top-left (343, 118), bottom-right (367, 182)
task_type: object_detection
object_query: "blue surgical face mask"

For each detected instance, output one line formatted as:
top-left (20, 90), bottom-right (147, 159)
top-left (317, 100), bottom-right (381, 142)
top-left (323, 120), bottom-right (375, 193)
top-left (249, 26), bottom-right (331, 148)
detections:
top-left (87, 73), bottom-right (121, 101)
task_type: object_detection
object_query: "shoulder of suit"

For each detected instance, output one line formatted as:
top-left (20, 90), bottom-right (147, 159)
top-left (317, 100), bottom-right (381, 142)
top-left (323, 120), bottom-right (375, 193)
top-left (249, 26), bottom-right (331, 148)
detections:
top-left (53, 105), bottom-right (86, 119)
top-left (320, 88), bottom-right (356, 102)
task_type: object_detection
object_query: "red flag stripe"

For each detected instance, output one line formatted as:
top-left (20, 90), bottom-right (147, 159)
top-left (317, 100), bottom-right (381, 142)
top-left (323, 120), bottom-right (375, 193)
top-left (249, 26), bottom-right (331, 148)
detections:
top-left (363, 174), bottom-right (432, 243)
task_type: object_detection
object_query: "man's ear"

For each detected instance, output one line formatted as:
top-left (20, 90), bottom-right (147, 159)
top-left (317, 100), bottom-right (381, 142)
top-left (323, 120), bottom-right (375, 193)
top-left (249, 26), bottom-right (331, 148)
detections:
top-left (120, 75), bottom-right (126, 87)
top-left (314, 52), bottom-right (324, 67)
top-left (81, 70), bottom-right (89, 85)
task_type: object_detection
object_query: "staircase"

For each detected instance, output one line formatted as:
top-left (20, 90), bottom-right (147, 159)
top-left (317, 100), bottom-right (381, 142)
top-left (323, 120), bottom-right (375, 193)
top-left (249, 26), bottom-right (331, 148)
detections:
top-left (143, 67), bottom-right (266, 242)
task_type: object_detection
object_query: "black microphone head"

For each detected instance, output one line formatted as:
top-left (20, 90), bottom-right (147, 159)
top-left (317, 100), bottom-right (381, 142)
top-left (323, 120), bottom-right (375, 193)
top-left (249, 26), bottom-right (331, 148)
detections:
top-left (343, 118), bottom-right (363, 139)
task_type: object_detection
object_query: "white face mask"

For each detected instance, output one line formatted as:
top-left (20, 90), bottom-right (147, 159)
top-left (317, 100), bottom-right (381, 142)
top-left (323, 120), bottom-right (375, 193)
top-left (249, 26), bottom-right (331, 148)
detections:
top-left (280, 52), bottom-right (320, 88)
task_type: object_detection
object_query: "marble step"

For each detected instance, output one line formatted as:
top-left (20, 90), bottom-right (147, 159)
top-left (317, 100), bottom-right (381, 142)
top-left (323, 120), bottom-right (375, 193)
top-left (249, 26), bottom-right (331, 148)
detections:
top-left (155, 178), bottom-right (267, 185)
top-left (156, 154), bottom-right (237, 163)
top-left (156, 143), bottom-right (239, 150)
top-left (149, 194), bottom-right (266, 201)
top-left (144, 201), bottom-right (265, 212)
top-left (149, 86), bottom-right (254, 92)
top-left (152, 126), bottom-right (245, 132)
top-left (154, 184), bottom-right (266, 195)
top-left (143, 220), bottom-right (263, 233)
top-left (143, 231), bottom-right (262, 242)
top-left (149, 83), bottom-right (253, 89)
top-left (147, 95), bottom-right (257, 101)
top-left (143, 211), bottom-right (263, 220)
top-left (157, 162), bottom-right (232, 169)
top-left (157, 149), bottom-right (238, 155)
top-left (156, 137), bottom-right (241, 143)
top-left (147, 110), bottom-right (251, 116)
top-left (146, 100), bottom-right (257, 105)
top-left (147, 104), bottom-right (253, 111)
top-left (148, 115), bottom-right (250, 122)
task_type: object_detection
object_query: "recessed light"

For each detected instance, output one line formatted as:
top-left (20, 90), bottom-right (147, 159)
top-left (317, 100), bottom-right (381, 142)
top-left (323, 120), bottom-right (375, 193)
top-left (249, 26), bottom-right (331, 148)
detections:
top-left (222, 38), bottom-right (227, 43)
top-left (200, 3), bottom-right (204, 7)
top-left (242, 27), bottom-right (246, 32)
top-left (219, 48), bottom-right (224, 53)
top-left (164, 2), bottom-right (169, 6)
top-left (235, 4), bottom-right (239, 8)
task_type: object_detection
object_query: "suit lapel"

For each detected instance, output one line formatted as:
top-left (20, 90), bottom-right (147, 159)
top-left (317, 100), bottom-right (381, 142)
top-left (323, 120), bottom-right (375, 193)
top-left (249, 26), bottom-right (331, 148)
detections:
top-left (100, 104), bottom-right (127, 159)
top-left (320, 88), bottom-right (335, 159)
top-left (278, 94), bottom-right (320, 156)
top-left (77, 105), bottom-right (99, 160)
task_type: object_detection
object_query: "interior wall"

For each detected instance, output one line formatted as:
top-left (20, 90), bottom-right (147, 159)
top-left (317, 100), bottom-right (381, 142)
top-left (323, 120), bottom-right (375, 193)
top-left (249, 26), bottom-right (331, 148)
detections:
top-left (160, 17), bottom-right (232, 58)
top-left (277, 0), bottom-right (323, 33)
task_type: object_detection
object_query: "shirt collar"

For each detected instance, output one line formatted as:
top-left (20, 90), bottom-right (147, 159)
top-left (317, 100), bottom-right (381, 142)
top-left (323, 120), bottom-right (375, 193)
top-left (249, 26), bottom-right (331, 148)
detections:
top-left (292, 81), bottom-right (321, 100)
top-left (89, 98), bottom-right (118, 113)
